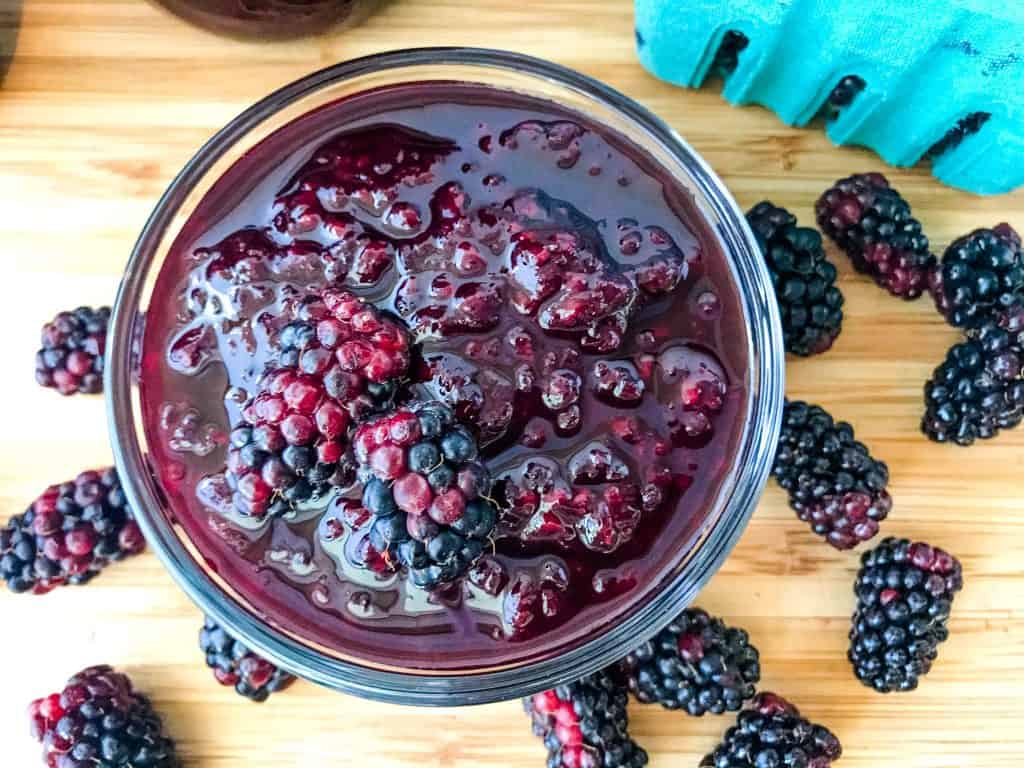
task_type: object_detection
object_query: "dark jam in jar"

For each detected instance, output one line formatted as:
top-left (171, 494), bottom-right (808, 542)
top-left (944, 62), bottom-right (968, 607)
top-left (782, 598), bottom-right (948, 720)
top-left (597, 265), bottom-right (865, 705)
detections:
top-left (152, 0), bottom-right (375, 39)
top-left (140, 82), bottom-right (750, 672)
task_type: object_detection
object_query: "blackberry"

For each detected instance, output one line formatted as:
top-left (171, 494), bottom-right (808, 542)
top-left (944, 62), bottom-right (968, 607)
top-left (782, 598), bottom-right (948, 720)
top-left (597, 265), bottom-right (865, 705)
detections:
top-left (747, 202), bottom-right (844, 356)
top-left (199, 616), bottom-right (296, 702)
top-left (928, 224), bottom-right (1024, 328)
top-left (822, 75), bottom-right (866, 120)
top-left (701, 692), bottom-right (842, 768)
top-left (622, 607), bottom-right (760, 715)
top-left (35, 306), bottom-right (110, 395)
top-left (849, 537), bottom-right (963, 692)
top-left (712, 30), bottom-right (749, 76)
top-left (922, 318), bottom-right (1024, 445)
top-left (773, 400), bottom-right (891, 550)
top-left (816, 172), bottom-right (934, 299)
top-left (524, 668), bottom-right (647, 768)
top-left (352, 401), bottom-right (498, 589)
top-left (0, 468), bottom-right (145, 595)
top-left (226, 289), bottom-right (412, 518)
top-left (926, 111), bottom-right (991, 159)
top-left (28, 665), bottom-right (180, 767)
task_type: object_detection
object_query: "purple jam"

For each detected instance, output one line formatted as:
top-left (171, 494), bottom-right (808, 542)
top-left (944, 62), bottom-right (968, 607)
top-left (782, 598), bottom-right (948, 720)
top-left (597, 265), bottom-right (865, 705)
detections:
top-left (139, 82), bottom-right (750, 672)
top-left (153, 0), bottom-right (374, 39)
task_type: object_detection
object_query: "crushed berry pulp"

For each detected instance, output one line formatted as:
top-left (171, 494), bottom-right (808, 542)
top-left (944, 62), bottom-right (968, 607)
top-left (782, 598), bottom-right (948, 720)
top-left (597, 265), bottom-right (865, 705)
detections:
top-left (139, 82), bottom-right (750, 672)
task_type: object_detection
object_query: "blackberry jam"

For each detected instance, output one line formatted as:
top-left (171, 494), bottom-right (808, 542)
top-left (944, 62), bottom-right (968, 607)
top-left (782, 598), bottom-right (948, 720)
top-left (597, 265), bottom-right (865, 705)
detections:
top-left (153, 0), bottom-right (375, 39)
top-left (138, 81), bottom-right (752, 673)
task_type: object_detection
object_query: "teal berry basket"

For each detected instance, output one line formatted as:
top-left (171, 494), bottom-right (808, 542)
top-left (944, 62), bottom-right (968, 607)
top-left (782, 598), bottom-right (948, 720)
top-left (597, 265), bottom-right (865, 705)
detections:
top-left (635, 0), bottom-right (1024, 195)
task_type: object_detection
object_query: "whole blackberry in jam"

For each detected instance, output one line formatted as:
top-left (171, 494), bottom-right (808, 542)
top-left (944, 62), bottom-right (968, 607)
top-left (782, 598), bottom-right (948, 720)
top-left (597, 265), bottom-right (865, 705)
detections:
top-left (35, 306), bottom-right (110, 395)
top-left (29, 665), bottom-right (180, 767)
top-left (199, 616), bottom-right (296, 702)
top-left (773, 400), bottom-right (891, 550)
top-left (226, 289), bottom-right (412, 518)
top-left (353, 401), bottom-right (498, 589)
top-left (701, 692), bottom-right (842, 768)
top-left (746, 201), bottom-right (844, 356)
top-left (928, 224), bottom-right (1024, 328)
top-left (816, 172), bottom-right (934, 299)
top-left (922, 318), bottom-right (1024, 445)
top-left (849, 537), bottom-right (963, 693)
top-left (0, 468), bottom-right (145, 595)
top-left (622, 607), bottom-right (760, 715)
top-left (524, 668), bottom-right (648, 768)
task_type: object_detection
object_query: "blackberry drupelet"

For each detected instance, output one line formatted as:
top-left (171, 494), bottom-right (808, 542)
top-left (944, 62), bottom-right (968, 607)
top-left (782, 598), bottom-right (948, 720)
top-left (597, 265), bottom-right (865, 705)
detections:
top-left (622, 607), bottom-right (760, 715)
top-left (747, 201), bottom-right (844, 356)
top-left (353, 401), bottom-right (499, 590)
top-left (0, 468), bottom-right (145, 595)
top-left (199, 616), bottom-right (296, 702)
top-left (29, 665), bottom-right (180, 767)
top-left (773, 400), bottom-right (891, 550)
top-left (35, 306), bottom-right (110, 395)
top-left (701, 692), bottom-right (842, 768)
top-left (849, 537), bottom-right (963, 693)
top-left (816, 172), bottom-right (934, 299)
top-left (226, 289), bottom-right (412, 518)
top-left (928, 224), bottom-right (1024, 329)
top-left (922, 318), bottom-right (1024, 445)
top-left (524, 668), bottom-right (648, 768)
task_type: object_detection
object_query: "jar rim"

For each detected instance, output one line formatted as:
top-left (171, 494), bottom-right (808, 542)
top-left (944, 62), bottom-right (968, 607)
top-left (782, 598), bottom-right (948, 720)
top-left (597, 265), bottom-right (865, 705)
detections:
top-left (106, 47), bottom-right (784, 706)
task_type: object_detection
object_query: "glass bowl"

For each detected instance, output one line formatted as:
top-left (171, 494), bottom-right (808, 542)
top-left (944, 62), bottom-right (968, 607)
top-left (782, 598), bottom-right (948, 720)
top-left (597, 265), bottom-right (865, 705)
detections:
top-left (106, 47), bottom-right (784, 706)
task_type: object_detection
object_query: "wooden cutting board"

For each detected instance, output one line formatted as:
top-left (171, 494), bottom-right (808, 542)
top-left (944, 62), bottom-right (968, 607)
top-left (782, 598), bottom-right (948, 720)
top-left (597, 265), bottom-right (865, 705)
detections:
top-left (1, 1), bottom-right (1022, 766)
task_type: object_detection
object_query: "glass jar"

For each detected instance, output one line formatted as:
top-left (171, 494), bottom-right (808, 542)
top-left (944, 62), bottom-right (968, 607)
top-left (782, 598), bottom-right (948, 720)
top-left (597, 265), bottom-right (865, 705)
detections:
top-left (106, 48), bottom-right (784, 706)
top-left (152, 0), bottom-right (377, 39)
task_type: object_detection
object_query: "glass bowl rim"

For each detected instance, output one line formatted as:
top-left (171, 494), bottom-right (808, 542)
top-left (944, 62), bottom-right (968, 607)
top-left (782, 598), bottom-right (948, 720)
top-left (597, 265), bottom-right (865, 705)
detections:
top-left (106, 46), bottom-right (784, 706)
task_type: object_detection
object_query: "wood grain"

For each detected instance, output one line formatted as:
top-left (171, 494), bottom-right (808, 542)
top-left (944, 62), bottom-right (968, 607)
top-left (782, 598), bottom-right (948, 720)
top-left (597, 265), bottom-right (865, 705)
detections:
top-left (2, 1), bottom-right (1023, 766)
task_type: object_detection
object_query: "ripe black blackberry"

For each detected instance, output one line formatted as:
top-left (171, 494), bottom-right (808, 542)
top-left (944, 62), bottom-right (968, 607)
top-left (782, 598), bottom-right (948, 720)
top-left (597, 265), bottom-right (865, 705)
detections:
top-left (773, 400), bottom-right (891, 550)
top-left (29, 665), bottom-right (180, 767)
top-left (35, 305), bottom-right (110, 395)
top-left (922, 318), bottom-right (1024, 445)
top-left (353, 401), bottom-right (498, 590)
top-left (622, 607), bottom-right (760, 715)
top-left (712, 30), bottom-right (749, 75)
top-left (926, 111), bottom-right (991, 158)
top-left (822, 75), bottom-right (866, 120)
top-left (0, 468), bottom-right (145, 595)
top-left (524, 668), bottom-right (647, 768)
top-left (747, 201), bottom-right (844, 356)
top-left (701, 692), bottom-right (842, 768)
top-left (816, 172), bottom-right (934, 299)
top-left (928, 223), bottom-right (1024, 328)
top-left (199, 616), bottom-right (296, 702)
top-left (849, 537), bottom-right (963, 693)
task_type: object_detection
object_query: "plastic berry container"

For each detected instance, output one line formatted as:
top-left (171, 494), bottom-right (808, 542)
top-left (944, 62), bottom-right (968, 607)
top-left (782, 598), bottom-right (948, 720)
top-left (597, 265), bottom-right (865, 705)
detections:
top-left (106, 48), bottom-right (784, 706)
top-left (152, 0), bottom-right (378, 39)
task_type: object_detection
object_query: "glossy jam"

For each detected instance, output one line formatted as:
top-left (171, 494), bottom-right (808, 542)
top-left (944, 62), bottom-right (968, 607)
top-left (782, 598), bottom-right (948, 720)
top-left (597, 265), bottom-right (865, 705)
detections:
top-left (153, 0), bottom-right (374, 39)
top-left (140, 83), bottom-right (750, 672)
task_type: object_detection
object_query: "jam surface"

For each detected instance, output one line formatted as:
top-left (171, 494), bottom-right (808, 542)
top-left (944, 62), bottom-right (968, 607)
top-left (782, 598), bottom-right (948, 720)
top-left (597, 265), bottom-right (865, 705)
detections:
top-left (140, 83), bottom-right (750, 672)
